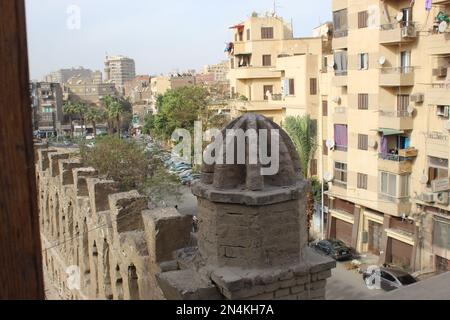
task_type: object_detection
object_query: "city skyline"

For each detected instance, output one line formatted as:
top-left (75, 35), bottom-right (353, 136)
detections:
top-left (25, 0), bottom-right (332, 80)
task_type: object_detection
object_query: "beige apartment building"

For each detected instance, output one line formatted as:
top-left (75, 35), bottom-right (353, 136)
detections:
top-left (227, 14), bottom-right (332, 125)
top-left (104, 55), bottom-right (136, 94)
top-left (227, 14), bottom-right (333, 179)
top-left (324, 0), bottom-right (450, 273)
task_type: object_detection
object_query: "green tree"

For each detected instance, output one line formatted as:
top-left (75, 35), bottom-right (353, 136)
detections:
top-left (80, 135), bottom-right (180, 202)
top-left (63, 101), bottom-right (79, 138)
top-left (104, 95), bottom-right (125, 136)
top-left (144, 86), bottom-right (210, 140)
top-left (284, 115), bottom-right (318, 179)
top-left (85, 107), bottom-right (106, 137)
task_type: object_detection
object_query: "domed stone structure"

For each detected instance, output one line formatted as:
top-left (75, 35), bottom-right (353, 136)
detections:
top-left (192, 114), bottom-right (310, 269)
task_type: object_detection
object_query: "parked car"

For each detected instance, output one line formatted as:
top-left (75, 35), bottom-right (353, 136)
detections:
top-left (313, 239), bottom-right (353, 261)
top-left (362, 266), bottom-right (417, 291)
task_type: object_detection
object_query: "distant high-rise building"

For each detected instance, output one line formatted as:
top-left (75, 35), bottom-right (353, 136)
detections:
top-left (104, 55), bottom-right (136, 93)
top-left (44, 67), bottom-right (95, 84)
top-left (30, 82), bottom-right (63, 137)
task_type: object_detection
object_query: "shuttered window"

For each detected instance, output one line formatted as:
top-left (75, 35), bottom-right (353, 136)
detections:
top-left (358, 134), bottom-right (368, 150)
top-left (323, 140), bottom-right (328, 156)
top-left (358, 11), bottom-right (369, 29)
top-left (310, 78), bottom-right (317, 95)
top-left (246, 29), bottom-right (251, 40)
top-left (357, 173), bottom-right (368, 190)
top-left (289, 79), bottom-right (295, 95)
top-left (262, 55), bottom-right (272, 67)
top-left (261, 27), bottom-right (274, 39)
top-left (322, 100), bottom-right (328, 116)
top-left (358, 53), bottom-right (369, 70)
top-left (334, 162), bottom-right (348, 188)
top-left (358, 93), bottom-right (369, 110)
top-left (397, 94), bottom-right (410, 112)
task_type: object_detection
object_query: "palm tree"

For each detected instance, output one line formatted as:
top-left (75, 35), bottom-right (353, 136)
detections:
top-left (85, 107), bottom-right (106, 137)
top-left (104, 95), bottom-right (124, 136)
top-left (63, 102), bottom-right (78, 138)
top-left (74, 102), bottom-right (88, 136)
top-left (284, 115), bottom-right (318, 179)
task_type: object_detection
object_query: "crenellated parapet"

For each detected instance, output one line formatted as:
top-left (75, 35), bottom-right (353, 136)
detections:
top-left (36, 146), bottom-right (192, 300)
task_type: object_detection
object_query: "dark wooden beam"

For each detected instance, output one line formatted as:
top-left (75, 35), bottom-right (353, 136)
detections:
top-left (0, 0), bottom-right (45, 299)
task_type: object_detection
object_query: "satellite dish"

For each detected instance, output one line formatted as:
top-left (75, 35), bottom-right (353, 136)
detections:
top-left (379, 56), bottom-right (386, 66)
top-left (439, 21), bottom-right (448, 34)
top-left (328, 59), bottom-right (335, 68)
top-left (324, 172), bottom-right (334, 183)
top-left (420, 175), bottom-right (429, 185)
top-left (326, 139), bottom-right (335, 149)
top-left (396, 12), bottom-right (404, 22)
top-left (407, 105), bottom-right (416, 116)
top-left (368, 139), bottom-right (378, 149)
top-left (333, 96), bottom-right (341, 104)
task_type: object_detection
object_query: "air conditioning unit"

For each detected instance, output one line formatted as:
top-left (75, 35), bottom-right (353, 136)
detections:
top-left (420, 192), bottom-right (435, 203)
top-left (445, 121), bottom-right (450, 131)
top-left (401, 26), bottom-right (416, 38)
top-left (410, 93), bottom-right (424, 103)
top-left (433, 67), bottom-right (448, 77)
top-left (437, 105), bottom-right (450, 118)
top-left (435, 192), bottom-right (449, 205)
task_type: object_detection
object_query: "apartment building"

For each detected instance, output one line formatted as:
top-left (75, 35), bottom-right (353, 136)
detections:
top-left (124, 75), bottom-right (152, 104)
top-left (226, 14), bottom-right (332, 125)
top-left (65, 74), bottom-right (117, 106)
top-left (202, 60), bottom-right (230, 82)
top-left (30, 82), bottom-right (63, 137)
top-left (44, 67), bottom-right (94, 84)
top-left (325, 0), bottom-right (450, 273)
top-left (104, 55), bottom-right (136, 94)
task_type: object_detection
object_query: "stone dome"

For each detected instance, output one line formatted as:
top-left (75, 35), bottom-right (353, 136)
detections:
top-left (198, 113), bottom-right (303, 192)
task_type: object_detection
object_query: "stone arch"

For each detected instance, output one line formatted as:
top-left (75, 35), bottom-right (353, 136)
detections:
top-left (114, 264), bottom-right (124, 300)
top-left (127, 264), bottom-right (139, 300)
top-left (103, 239), bottom-right (113, 300)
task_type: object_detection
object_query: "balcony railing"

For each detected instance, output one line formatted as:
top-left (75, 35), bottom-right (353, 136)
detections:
top-left (335, 70), bottom-right (348, 76)
top-left (378, 193), bottom-right (410, 204)
top-left (379, 152), bottom-right (412, 162)
top-left (271, 93), bottom-right (283, 101)
top-left (379, 109), bottom-right (411, 118)
top-left (380, 66), bottom-right (415, 75)
top-left (334, 29), bottom-right (348, 38)
top-left (380, 21), bottom-right (416, 31)
top-left (335, 145), bottom-right (348, 152)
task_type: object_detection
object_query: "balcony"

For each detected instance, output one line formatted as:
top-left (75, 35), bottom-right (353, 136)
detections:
top-left (433, 0), bottom-right (450, 4)
top-left (379, 22), bottom-right (417, 45)
top-left (231, 67), bottom-right (281, 80)
top-left (332, 30), bottom-right (348, 50)
top-left (332, 71), bottom-right (348, 87)
top-left (379, 109), bottom-right (413, 130)
top-left (377, 194), bottom-right (411, 217)
top-left (427, 32), bottom-right (450, 56)
top-left (230, 99), bottom-right (283, 113)
top-left (379, 67), bottom-right (415, 87)
top-left (378, 153), bottom-right (413, 174)
top-left (428, 83), bottom-right (450, 106)
top-left (333, 107), bottom-right (347, 124)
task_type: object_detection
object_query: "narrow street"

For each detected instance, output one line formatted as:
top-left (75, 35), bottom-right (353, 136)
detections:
top-left (326, 262), bottom-right (385, 300)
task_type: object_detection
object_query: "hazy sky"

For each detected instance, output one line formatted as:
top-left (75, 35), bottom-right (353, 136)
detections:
top-left (26, 0), bottom-right (332, 80)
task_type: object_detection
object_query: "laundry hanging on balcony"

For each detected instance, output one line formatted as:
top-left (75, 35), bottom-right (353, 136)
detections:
top-left (425, 0), bottom-right (432, 11)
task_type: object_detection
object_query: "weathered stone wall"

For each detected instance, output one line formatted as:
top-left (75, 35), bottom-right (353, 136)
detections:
top-left (36, 146), bottom-right (192, 300)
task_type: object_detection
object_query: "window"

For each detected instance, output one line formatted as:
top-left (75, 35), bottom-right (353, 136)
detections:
top-left (358, 93), bottom-right (369, 110)
top-left (334, 124), bottom-right (348, 152)
top-left (380, 172), bottom-right (410, 199)
top-left (310, 159), bottom-right (318, 176)
top-left (263, 85), bottom-right (273, 100)
top-left (358, 53), bottom-right (369, 70)
top-left (323, 140), bottom-right (328, 156)
top-left (322, 100), bottom-right (328, 116)
top-left (238, 31), bottom-right (243, 42)
top-left (262, 55), bottom-right (272, 67)
top-left (246, 29), bottom-right (251, 40)
top-left (433, 219), bottom-right (450, 250)
top-left (333, 9), bottom-right (348, 37)
top-left (358, 134), bottom-right (368, 150)
top-left (358, 11), bottom-right (369, 28)
top-left (397, 94), bottom-right (410, 113)
top-left (334, 50), bottom-right (348, 75)
top-left (334, 162), bottom-right (348, 188)
top-left (286, 79), bottom-right (295, 95)
top-left (322, 57), bottom-right (328, 73)
top-left (261, 27), bottom-right (274, 39)
top-left (428, 157), bottom-right (449, 186)
top-left (310, 78), bottom-right (317, 95)
top-left (357, 173), bottom-right (368, 190)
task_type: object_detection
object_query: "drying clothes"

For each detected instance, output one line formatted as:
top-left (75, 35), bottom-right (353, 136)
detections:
top-left (426, 0), bottom-right (432, 11)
